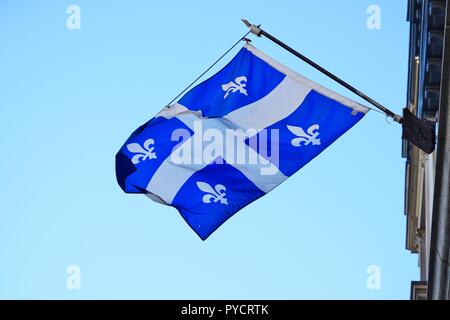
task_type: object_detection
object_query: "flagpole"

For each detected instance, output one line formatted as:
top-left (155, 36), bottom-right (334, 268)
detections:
top-left (242, 19), bottom-right (403, 123)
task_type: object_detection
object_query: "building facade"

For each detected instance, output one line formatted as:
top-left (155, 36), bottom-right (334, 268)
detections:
top-left (404, 0), bottom-right (447, 299)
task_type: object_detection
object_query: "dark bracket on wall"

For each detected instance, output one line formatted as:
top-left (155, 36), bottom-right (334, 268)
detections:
top-left (402, 108), bottom-right (436, 154)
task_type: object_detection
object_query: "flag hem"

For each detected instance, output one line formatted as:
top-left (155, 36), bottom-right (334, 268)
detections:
top-left (243, 44), bottom-right (370, 114)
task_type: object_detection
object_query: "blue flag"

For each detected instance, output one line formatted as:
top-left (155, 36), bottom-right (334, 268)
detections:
top-left (116, 44), bottom-right (368, 240)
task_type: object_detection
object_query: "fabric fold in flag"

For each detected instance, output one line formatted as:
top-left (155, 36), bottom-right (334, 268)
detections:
top-left (115, 44), bottom-right (369, 240)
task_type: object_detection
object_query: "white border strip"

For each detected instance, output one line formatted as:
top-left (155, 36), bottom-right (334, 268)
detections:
top-left (244, 44), bottom-right (370, 114)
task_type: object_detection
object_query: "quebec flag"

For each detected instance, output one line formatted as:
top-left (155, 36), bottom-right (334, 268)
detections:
top-left (116, 44), bottom-right (369, 240)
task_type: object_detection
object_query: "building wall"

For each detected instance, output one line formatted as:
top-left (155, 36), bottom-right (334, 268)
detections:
top-left (405, 0), bottom-right (446, 298)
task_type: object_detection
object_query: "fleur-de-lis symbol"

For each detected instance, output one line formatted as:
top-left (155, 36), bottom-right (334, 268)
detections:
top-left (126, 138), bottom-right (157, 164)
top-left (221, 76), bottom-right (248, 99)
top-left (287, 124), bottom-right (321, 147)
top-left (196, 181), bottom-right (228, 205)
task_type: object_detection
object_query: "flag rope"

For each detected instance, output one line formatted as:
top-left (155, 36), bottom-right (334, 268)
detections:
top-left (165, 30), bottom-right (252, 107)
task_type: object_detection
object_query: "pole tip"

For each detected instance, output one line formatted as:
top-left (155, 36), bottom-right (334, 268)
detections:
top-left (241, 19), bottom-right (262, 37)
top-left (241, 19), bottom-right (251, 27)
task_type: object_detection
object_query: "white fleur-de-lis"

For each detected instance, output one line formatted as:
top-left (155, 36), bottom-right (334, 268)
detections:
top-left (287, 124), bottom-right (321, 147)
top-left (126, 138), bottom-right (157, 164)
top-left (221, 76), bottom-right (248, 99)
top-left (196, 181), bottom-right (228, 205)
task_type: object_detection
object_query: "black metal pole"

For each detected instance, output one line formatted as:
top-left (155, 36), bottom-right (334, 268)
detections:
top-left (242, 19), bottom-right (402, 122)
top-left (428, 0), bottom-right (450, 300)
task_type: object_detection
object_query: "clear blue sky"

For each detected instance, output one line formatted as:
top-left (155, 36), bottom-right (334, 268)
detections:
top-left (0, 0), bottom-right (418, 299)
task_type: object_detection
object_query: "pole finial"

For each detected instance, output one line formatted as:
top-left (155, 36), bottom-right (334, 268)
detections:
top-left (241, 19), bottom-right (251, 27)
top-left (241, 19), bottom-right (262, 37)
